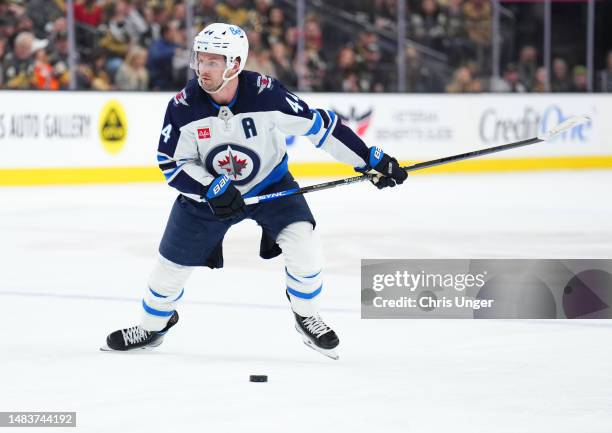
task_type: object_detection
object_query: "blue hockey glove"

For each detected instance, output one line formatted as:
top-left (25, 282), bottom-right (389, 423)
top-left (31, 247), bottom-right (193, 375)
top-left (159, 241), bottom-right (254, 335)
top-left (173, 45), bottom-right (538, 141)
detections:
top-left (359, 147), bottom-right (408, 189)
top-left (205, 175), bottom-right (245, 220)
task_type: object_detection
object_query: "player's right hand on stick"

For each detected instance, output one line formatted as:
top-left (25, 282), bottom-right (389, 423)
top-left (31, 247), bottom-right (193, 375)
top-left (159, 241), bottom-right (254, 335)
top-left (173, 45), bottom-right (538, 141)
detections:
top-left (205, 175), bottom-right (246, 220)
top-left (359, 147), bottom-right (408, 189)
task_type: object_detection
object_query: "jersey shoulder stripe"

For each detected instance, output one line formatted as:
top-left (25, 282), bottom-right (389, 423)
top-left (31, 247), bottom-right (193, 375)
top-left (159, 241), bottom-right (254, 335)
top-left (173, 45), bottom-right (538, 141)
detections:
top-left (236, 71), bottom-right (311, 120)
top-left (166, 78), bottom-right (217, 128)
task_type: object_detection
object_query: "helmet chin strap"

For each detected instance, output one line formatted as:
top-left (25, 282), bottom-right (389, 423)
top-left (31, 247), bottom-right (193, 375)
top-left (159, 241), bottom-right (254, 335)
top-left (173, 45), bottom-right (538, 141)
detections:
top-left (200, 66), bottom-right (239, 95)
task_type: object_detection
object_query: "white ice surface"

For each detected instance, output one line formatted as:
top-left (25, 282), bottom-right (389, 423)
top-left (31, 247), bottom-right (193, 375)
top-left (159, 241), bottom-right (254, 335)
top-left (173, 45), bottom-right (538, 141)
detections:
top-left (1, 171), bottom-right (611, 432)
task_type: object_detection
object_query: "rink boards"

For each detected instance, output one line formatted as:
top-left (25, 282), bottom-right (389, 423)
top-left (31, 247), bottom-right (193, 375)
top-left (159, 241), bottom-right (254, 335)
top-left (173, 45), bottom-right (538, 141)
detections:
top-left (0, 91), bottom-right (611, 185)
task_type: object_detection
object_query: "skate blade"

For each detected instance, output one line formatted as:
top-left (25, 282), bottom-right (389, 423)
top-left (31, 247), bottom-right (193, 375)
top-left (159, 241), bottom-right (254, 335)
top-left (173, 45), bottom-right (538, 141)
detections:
top-left (99, 344), bottom-right (156, 352)
top-left (295, 325), bottom-right (339, 360)
top-left (302, 339), bottom-right (339, 360)
top-left (99, 337), bottom-right (165, 352)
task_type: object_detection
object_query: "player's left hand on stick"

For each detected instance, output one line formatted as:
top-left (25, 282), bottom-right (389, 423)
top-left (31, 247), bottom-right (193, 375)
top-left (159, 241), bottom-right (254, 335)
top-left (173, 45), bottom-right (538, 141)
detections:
top-left (359, 147), bottom-right (408, 189)
top-left (205, 175), bottom-right (245, 220)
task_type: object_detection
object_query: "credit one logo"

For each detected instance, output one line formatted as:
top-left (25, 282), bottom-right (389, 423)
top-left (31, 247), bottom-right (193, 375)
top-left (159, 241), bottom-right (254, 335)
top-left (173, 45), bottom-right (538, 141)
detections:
top-left (479, 106), bottom-right (591, 144)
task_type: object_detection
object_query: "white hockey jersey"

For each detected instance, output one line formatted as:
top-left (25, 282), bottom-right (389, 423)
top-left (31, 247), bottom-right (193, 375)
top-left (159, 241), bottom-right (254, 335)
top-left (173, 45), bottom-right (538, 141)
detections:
top-left (157, 71), bottom-right (371, 201)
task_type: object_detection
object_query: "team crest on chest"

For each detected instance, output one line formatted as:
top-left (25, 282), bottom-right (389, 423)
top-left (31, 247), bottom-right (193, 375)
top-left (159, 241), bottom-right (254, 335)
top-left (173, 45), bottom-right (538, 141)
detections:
top-left (205, 143), bottom-right (261, 185)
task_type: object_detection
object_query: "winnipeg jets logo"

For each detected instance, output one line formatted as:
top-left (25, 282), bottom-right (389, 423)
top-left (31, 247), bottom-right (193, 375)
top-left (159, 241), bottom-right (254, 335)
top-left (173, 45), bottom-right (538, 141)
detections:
top-left (217, 145), bottom-right (248, 179)
top-left (173, 89), bottom-right (189, 106)
top-left (333, 106), bottom-right (373, 136)
top-left (205, 143), bottom-right (261, 186)
top-left (256, 75), bottom-right (273, 94)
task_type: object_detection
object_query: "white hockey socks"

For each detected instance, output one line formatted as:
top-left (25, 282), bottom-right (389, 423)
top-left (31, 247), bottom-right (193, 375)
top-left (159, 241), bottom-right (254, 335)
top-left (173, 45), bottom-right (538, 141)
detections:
top-left (277, 222), bottom-right (324, 317)
top-left (141, 255), bottom-right (193, 331)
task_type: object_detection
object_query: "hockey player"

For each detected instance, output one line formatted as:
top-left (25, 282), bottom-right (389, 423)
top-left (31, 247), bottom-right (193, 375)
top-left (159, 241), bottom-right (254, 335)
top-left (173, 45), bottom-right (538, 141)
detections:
top-left (102, 23), bottom-right (407, 360)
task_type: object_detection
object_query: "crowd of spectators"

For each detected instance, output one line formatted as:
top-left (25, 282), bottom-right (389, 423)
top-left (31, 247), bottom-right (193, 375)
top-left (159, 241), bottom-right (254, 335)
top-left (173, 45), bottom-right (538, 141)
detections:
top-left (0, 0), bottom-right (609, 92)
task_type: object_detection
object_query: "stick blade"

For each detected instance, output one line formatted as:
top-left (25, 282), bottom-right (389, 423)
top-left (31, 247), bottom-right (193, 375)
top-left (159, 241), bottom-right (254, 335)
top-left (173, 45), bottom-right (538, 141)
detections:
top-left (537, 115), bottom-right (591, 141)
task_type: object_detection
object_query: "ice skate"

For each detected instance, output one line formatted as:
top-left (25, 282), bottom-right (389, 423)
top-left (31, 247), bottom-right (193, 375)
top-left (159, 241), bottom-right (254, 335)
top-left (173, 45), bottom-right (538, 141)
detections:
top-left (293, 312), bottom-right (340, 360)
top-left (100, 311), bottom-right (179, 352)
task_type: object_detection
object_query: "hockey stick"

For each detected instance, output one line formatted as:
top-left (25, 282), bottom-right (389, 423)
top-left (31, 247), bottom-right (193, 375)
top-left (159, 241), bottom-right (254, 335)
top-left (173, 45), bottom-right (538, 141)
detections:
top-left (243, 115), bottom-right (590, 205)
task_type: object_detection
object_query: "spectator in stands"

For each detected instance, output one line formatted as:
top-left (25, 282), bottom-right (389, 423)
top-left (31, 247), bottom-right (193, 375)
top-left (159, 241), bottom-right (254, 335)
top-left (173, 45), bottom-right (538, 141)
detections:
top-left (0, 0), bottom-right (9, 20)
top-left (246, 27), bottom-right (272, 75)
top-left (245, 27), bottom-right (271, 74)
top-left (74, 0), bottom-right (103, 28)
top-left (194, 0), bottom-right (220, 28)
top-left (298, 16), bottom-right (327, 91)
top-left (124, 0), bottom-right (149, 45)
top-left (596, 50), bottom-right (612, 92)
top-left (2, 31), bottom-right (35, 89)
top-left (0, 15), bottom-right (15, 41)
top-left (550, 57), bottom-right (571, 92)
top-left (517, 45), bottom-right (537, 91)
top-left (265, 6), bottom-right (286, 47)
top-left (133, 0), bottom-right (148, 14)
top-left (372, 0), bottom-right (398, 32)
top-left (506, 63), bottom-right (527, 92)
top-left (244, 29), bottom-right (268, 73)
top-left (99, 2), bottom-right (132, 74)
top-left (469, 77), bottom-right (483, 92)
top-left (27, 0), bottom-right (65, 39)
top-left (405, 45), bottom-right (442, 92)
top-left (172, 2), bottom-right (187, 22)
top-left (571, 65), bottom-right (587, 92)
top-left (446, 65), bottom-right (473, 92)
top-left (411, 0), bottom-right (447, 51)
top-left (48, 31), bottom-right (71, 89)
top-left (444, 0), bottom-right (468, 66)
top-left (143, 4), bottom-right (169, 44)
top-left (462, 0), bottom-right (491, 70)
top-left (463, 0), bottom-right (490, 46)
top-left (33, 45), bottom-right (59, 90)
top-left (115, 45), bottom-right (148, 90)
top-left (532, 66), bottom-right (546, 92)
top-left (283, 26), bottom-right (298, 59)
top-left (16, 12), bottom-right (34, 35)
top-left (47, 15), bottom-right (68, 42)
top-left (465, 60), bottom-right (483, 93)
top-left (74, 11), bottom-right (99, 56)
top-left (325, 45), bottom-right (359, 92)
top-left (216, 0), bottom-right (249, 27)
top-left (446, 0), bottom-right (465, 38)
top-left (248, 48), bottom-right (276, 77)
top-left (246, 27), bottom-right (265, 54)
top-left (247, 0), bottom-right (271, 35)
top-left (146, 20), bottom-right (180, 90)
top-left (270, 41), bottom-right (296, 88)
top-left (491, 62), bottom-right (526, 93)
top-left (171, 22), bottom-right (190, 89)
top-left (354, 31), bottom-right (378, 64)
top-left (4, 0), bottom-right (609, 94)
top-left (80, 51), bottom-right (113, 90)
top-left (357, 42), bottom-right (388, 92)
top-left (2, 0), bottom-right (25, 21)
top-left (0, 36), bottom-right (8, 86)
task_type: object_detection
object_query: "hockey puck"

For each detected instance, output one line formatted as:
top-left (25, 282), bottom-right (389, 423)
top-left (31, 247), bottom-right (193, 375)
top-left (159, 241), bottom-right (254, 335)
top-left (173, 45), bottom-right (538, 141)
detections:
top-left (249, 375), bottom-right (268, 383)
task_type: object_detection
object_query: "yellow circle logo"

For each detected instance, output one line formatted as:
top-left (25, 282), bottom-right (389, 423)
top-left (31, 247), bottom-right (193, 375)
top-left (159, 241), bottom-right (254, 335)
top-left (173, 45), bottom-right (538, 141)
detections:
top-left (99, 100), bottom-right (128, 154)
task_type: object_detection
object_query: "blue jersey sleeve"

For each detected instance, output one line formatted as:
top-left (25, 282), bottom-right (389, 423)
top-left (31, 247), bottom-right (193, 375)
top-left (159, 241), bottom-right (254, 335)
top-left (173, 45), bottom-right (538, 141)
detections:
top-left (268, 78), bottom-right (370, 168)
top-left (157, 101), bottom-right (214, 201)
